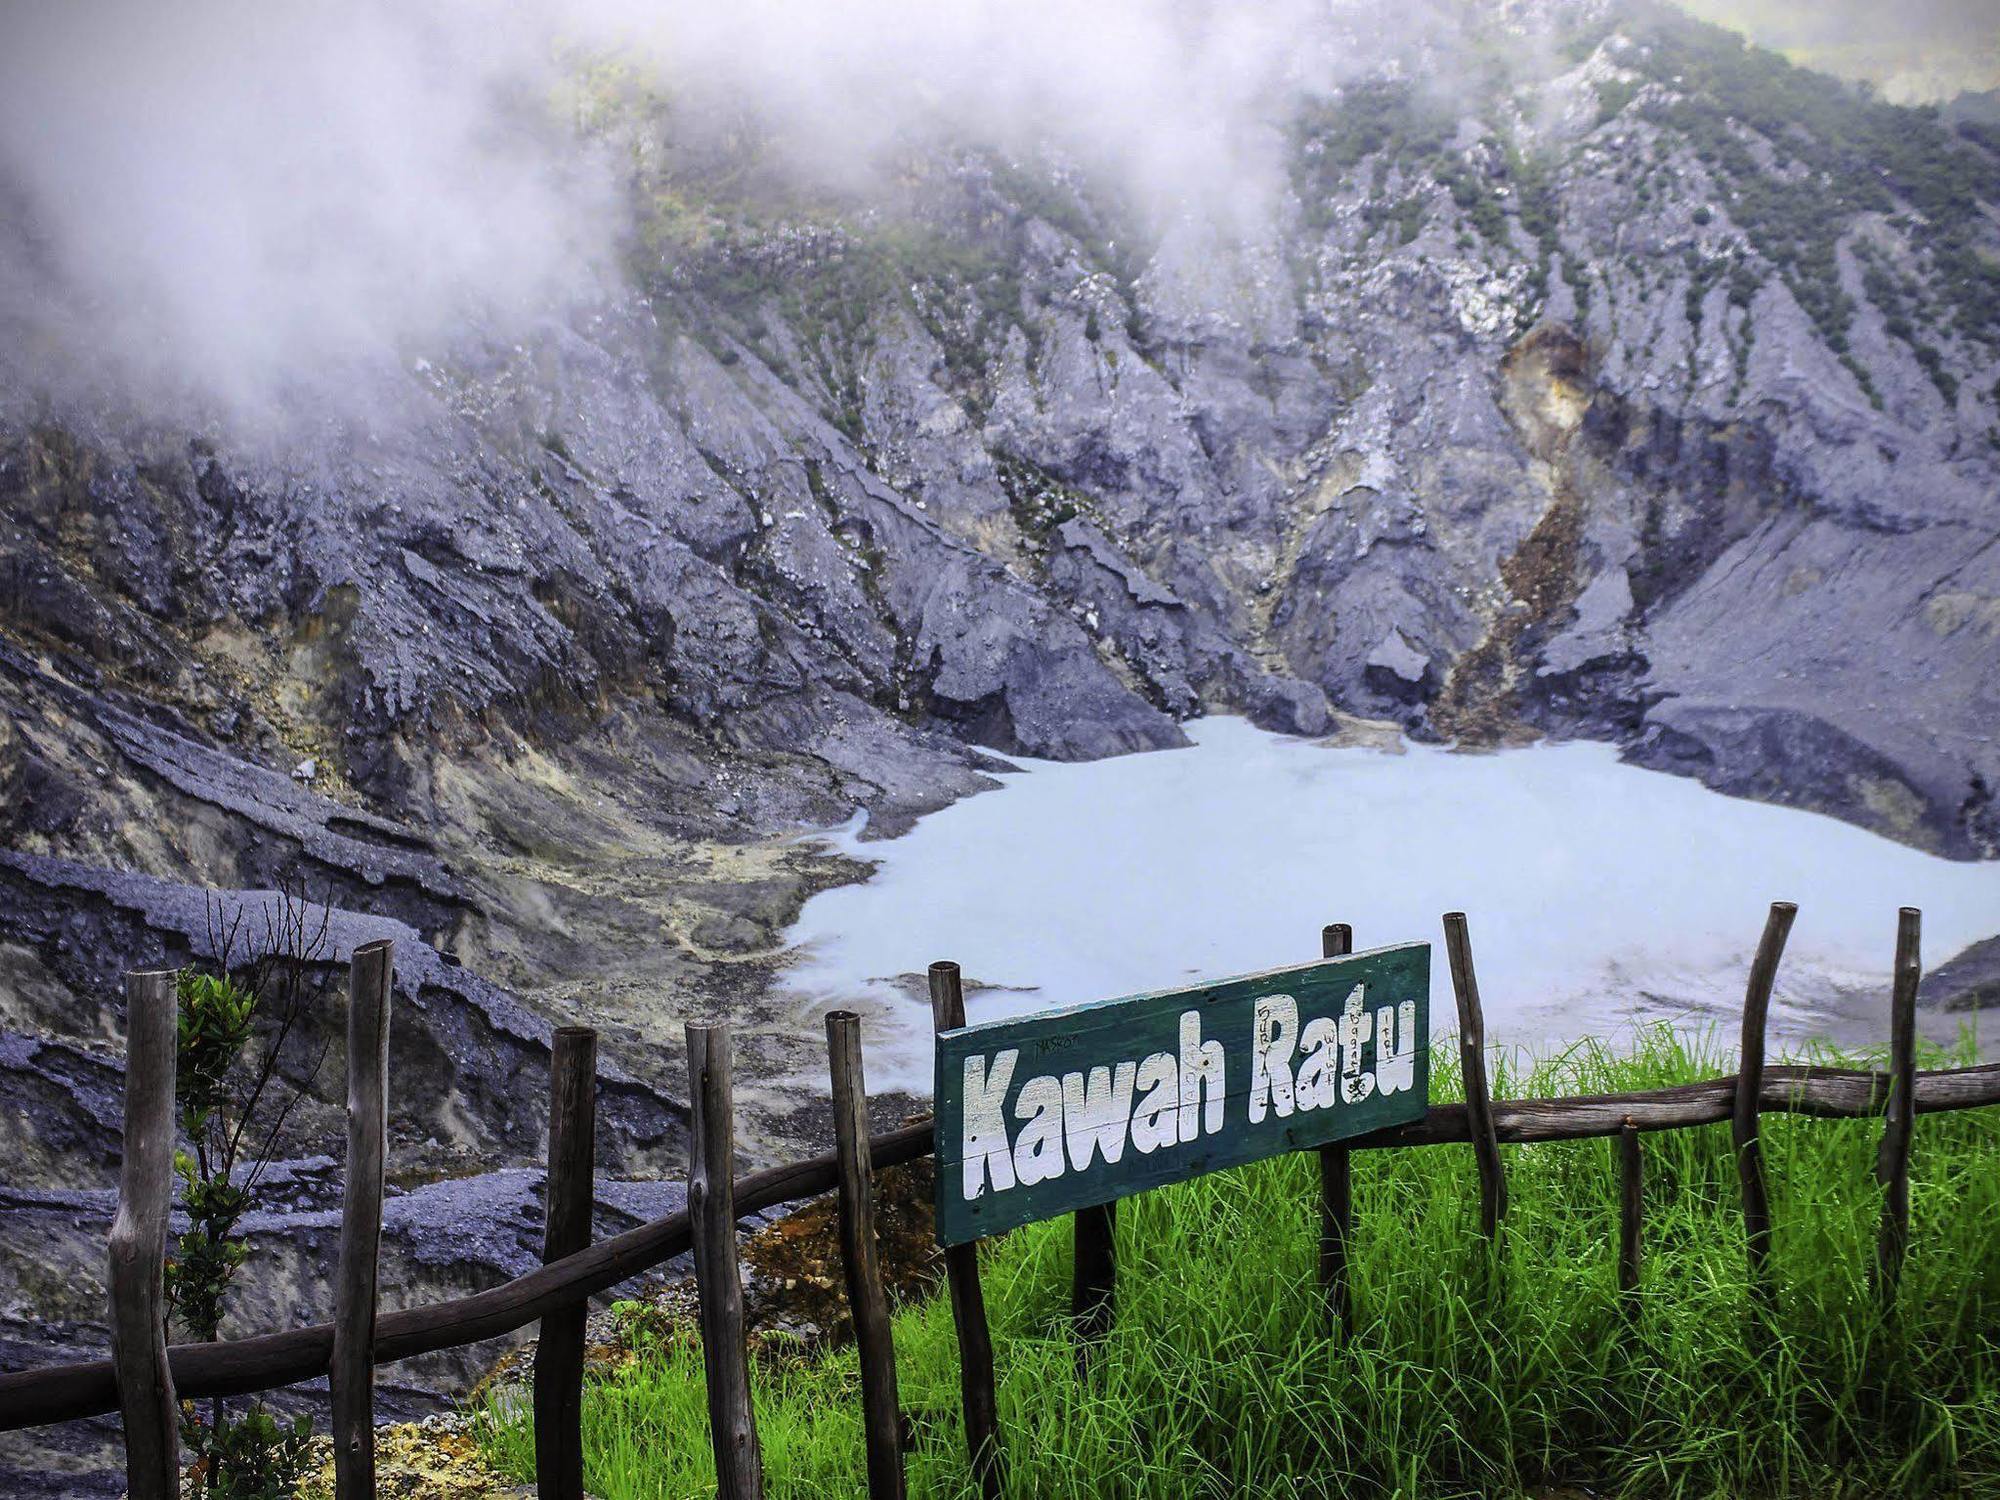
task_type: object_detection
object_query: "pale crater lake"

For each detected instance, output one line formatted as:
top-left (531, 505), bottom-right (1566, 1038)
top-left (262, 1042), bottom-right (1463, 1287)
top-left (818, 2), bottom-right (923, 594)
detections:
top-left (777, 717), bottom-right (2000, 1098)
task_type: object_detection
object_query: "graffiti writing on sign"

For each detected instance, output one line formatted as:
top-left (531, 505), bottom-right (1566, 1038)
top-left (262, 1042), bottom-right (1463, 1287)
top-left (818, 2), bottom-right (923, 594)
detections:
top-left (933, 943), bottom-right (1430, 1244)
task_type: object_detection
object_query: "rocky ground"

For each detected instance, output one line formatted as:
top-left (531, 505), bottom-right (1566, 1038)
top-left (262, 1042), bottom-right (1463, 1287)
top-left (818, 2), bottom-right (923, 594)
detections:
top-left (2, 1), bottom-right (1998, 1492)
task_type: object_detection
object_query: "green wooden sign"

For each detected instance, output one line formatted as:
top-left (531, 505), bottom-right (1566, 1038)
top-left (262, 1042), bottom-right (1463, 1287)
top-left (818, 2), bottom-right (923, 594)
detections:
top-left (933, 943), bottom-right (1430, 1245)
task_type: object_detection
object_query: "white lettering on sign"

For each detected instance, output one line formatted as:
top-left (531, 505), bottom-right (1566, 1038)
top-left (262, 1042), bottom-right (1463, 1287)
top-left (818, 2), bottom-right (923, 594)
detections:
top-left (1257, 983), bottom-right (1411, 1119)
top-left (1012, 1074), bottom-right (1065, 1185)
top-left (1247, 993), bottom-right (1298, 1123)
top-left (1297, 1013), bottom-right (1337, 1110)
top-left (1177, 1010), bottom-right (1225, 1144)
top-left (1131, 1051), bottom-right (1178, 1153)
top-left (1339, 986), bottom-right (1373, 1104)
top-left (962, 1048), bottom-right (1018, 1200)
top-left (1375, 998), bottom-right (1419, 1095)
top-left (1062, 1062), bottom-right (1137, 1170)
top-left (954, 984), bottom-right (1418, 1199)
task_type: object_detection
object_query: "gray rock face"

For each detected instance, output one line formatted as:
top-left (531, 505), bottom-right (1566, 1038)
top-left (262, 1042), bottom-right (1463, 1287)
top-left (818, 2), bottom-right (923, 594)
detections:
top-left (0, 851), bottom-right (686, 1174)
top-left (6, 43), bottom-right (1998, 860)
top-left (1923, 934), bottom-right (2000, 1013)
top-left (2, 1), bottom-right (1998, 1486)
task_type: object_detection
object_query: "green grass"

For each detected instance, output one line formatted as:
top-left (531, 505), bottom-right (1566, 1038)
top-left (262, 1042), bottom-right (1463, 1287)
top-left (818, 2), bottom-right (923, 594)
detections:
top-left (475, 1027), bottom-right (2000, 1498)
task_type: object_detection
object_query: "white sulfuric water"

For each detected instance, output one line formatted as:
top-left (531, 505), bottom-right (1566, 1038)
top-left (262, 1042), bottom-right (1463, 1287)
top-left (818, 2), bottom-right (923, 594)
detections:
top-left (775, 718), bottom-right (2000, 1097)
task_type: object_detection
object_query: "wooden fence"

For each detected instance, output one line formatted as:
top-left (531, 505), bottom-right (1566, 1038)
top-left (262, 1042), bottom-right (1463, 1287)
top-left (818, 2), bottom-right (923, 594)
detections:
top-left (2, 904), bottom-right (1997, 1500)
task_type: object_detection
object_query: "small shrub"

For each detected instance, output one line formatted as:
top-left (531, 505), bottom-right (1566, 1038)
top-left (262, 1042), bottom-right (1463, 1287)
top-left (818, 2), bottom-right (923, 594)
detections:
top-left (169, 890), bottom-right (333, 1500)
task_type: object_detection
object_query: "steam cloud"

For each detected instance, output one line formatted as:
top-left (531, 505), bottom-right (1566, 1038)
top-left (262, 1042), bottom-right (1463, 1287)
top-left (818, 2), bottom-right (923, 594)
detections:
top-left (0, 0), bottom-right (1377, 421)
top-left (2, 0), bottom-right (1975, 421)
top-left (0, 2), bottom-right (616, 419)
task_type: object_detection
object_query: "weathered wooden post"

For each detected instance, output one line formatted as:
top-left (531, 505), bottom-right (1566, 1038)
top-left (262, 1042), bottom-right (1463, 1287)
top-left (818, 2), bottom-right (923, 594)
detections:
top-left (826, 1011), bottom-right (906, 1500)
top-left (1874, 907), bottom-right (1922, 1311)
top-left (1071, 1199), bottom-right (1116, 1374)
top-left (928, 961), bottom-right (1005, 1500)
top-left (1617, 1119), bottom-right (1643, 1302)
top-left (536, 1027), bottom-right (598, 1500)
top-left (686, 1021), bottom-right (763, 1500)
top-left (1734, 901), bottom-right (1796, 1324)
top-left (334, 937), bottom-right (393, 1500)
top-left (108, 968), bottom-right (179, 1500)
top-left (1318, 922), bottom-right (1356, 1336)
top-left (1442, 913), bottom-right (1506, 1239)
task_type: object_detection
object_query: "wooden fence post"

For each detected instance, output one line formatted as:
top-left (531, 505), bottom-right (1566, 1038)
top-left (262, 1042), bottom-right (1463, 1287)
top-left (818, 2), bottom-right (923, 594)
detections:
top-left (1617, 1119), bottom-right (1643, 1302)
top-left (334, 937), bottom-right (393, 1500)
top-left (928, 961), bottom-right (1004, 1500)
top-left (1733, 901), bottom-right (1796, 1325)
top-left (686, 1022), bottom-right (763, 1500)
top-left (108, 968), bottom-right (179, 1500)
top-left (1875, 907), bottom-right (1922, 1311)
top-left (16, 1023), bottom-right (2000, 1440)
top-left (535, 1027), bottom-right (598, 1500)
top-left (1071, 1200), bottom-right (1116, 1375)
top-left (1442, 913), bottom-right (1507, 1239)
top-left (1318, 922), bottom-right (1355, 1336)
top-left (827, 1012), bottom-right (906, 1500)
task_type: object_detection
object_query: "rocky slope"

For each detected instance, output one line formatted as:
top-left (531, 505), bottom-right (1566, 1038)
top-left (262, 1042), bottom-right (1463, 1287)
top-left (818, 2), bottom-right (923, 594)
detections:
top-left (3, 0), bottom-right (1999, 1489)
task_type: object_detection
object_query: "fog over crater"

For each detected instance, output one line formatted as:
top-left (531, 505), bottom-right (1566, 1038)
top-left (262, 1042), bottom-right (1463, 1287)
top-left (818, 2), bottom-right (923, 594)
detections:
top-left (0, 0), bottom-right (1430, 419)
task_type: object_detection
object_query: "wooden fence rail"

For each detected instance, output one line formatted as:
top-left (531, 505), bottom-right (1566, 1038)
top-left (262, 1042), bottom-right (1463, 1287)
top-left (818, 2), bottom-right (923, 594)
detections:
top-left (10, 1063), bottom-right (1997, 1433)
top-left (7, 1063), bottom-right (1997, 1433)
top-left (7, 905), bottom-right (1997, 1500)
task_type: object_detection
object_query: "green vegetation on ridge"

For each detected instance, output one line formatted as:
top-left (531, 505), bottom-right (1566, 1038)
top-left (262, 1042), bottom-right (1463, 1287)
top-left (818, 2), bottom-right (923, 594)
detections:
top-left (1620, 4), bottom-right (2000, 360)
